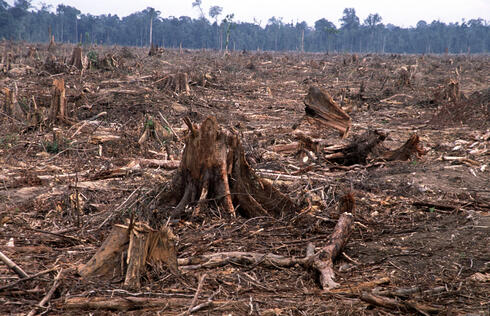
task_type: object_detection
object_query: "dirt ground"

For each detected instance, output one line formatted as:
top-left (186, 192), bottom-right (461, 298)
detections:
top-left (0, 43), bottom-right (489, 315)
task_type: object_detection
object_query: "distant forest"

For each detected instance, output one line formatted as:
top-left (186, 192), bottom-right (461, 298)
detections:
top-left (1, 0), bottom-right (489, 53)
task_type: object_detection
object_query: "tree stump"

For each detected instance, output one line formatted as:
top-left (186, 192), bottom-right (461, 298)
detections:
top-left (156, 73), bottom-right (190, 95)
top-left (69, 46), bottom-right (86, 70)
top-left (304, 86), bottom-right (352, 138)
top-left (78, 222), bottom-right (178, 289)
top-left (2, 87), bottom-right (25, 121)
top-left (164, 116), bottom-right (297, 218)
top-left (50, 78), bottom-right (74, 125)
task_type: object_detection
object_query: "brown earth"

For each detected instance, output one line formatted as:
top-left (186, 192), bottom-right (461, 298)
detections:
top-left (0, 43), bottom-right (489, 315)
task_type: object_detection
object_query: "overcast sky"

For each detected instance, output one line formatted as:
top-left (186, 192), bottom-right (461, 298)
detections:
top-left (7, 0), bottom-right (489, 27)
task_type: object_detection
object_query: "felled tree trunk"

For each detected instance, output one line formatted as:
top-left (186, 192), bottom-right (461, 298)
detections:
top-left (2, 87), bottom-right (25, 121)
top-left (78, 222), bottom-right (178, 289)
top-left (304, 86), bottom-right (352, 138)
top-left (165, 116), bottom-right (297, 218)
top-left (156, 73), bottom-right (190, 95)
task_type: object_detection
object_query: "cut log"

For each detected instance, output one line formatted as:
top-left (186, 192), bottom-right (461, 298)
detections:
top-left (163, 116), bottom-right (297, 219)
top-left (304, 86), bottom-right (352, 138)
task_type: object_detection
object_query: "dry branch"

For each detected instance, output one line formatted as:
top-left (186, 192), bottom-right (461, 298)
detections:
top-left (0, 250), bottom-right (29, 278)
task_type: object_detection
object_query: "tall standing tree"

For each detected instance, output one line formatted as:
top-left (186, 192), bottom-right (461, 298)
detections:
top-left (363, 13), bottom-right (382, 52)
top-left (192, 0), bottom-right (205, 19)
top-left (209, 5), bottom-right (222, 49)
top-left (144, 7), bottom-right (160, 47)
top-left (339, 8), bottom-right (360, 52)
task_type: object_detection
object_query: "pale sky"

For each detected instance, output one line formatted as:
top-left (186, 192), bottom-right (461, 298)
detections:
top-left (7, 0), bottom-right (490, 27)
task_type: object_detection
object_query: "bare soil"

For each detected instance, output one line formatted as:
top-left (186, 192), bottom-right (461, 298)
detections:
top-left (0, 43), bottom-right (489, 315)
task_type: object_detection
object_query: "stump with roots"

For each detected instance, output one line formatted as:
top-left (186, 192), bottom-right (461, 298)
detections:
top-left (163, 116), bottom-right (297, 219)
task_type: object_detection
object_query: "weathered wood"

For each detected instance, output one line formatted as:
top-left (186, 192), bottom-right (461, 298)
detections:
top-left (324, 130), bottom-right (387, 165)
top-left (304, 86), bottom-right (352, 138)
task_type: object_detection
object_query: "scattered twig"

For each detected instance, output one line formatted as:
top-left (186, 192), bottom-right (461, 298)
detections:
top-left (0, 266), bottom-right (59, 291)
top-left (27, 268), bottom-right (63, 316)
top-left (0, 250), bottom-right (29, 278)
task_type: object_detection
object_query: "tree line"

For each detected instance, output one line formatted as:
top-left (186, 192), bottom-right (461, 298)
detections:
top-left (1, 0), bottom-right (488, 54)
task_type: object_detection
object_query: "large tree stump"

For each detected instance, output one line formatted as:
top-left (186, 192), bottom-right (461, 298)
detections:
top-left (78, 222), bottom-right (178, 289)
top-left (165, 116), bottom-right (297, 218)
top-left (304, 86), bottom-right (352, 138)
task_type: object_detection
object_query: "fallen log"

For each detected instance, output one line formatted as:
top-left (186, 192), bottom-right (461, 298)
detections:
top-left (303, 86), bottom-right (352, 138)
top-left (63, 296), bottom-right (193, 311)
top-left (162, 116), bottom-right (297, 219)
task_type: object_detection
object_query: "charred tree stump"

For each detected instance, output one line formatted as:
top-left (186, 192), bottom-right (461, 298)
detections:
top-left (165, 116), bottom-right (297, 219)
top-left (304, 86), bottom-right (352, 138)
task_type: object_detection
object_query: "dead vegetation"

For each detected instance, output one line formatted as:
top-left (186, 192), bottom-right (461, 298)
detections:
top-left (0, 42), bottom-right (489, 315)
